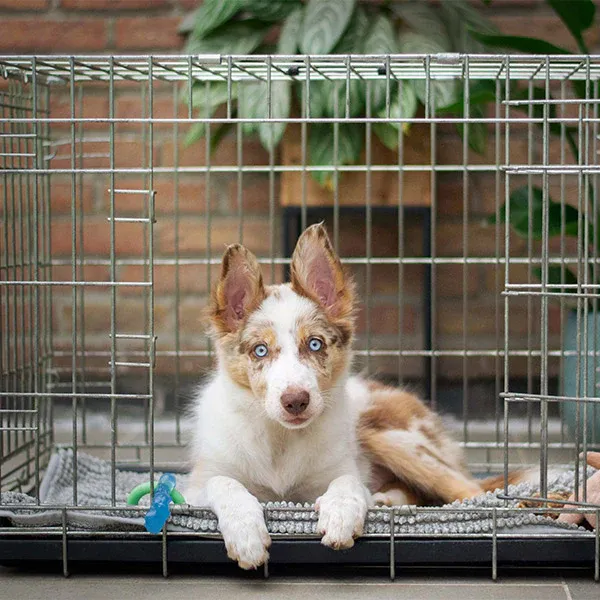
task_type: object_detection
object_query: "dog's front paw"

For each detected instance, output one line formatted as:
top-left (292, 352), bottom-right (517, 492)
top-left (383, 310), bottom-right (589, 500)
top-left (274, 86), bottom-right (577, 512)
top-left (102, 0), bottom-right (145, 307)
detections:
top-left (219, 511), bottom-right (271, 569)
top-left (315, 491), bottom-right (367, 550)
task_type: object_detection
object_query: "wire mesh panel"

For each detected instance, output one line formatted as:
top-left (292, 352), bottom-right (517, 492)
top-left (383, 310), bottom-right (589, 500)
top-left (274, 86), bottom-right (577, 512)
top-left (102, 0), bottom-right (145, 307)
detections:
top-left (0, 54), bottom-right (599, 576)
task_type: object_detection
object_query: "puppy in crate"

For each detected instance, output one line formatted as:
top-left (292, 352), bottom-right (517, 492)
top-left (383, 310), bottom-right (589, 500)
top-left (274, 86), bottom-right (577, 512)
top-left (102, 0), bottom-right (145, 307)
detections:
top-left (184, 223), bottom-right (534, 570)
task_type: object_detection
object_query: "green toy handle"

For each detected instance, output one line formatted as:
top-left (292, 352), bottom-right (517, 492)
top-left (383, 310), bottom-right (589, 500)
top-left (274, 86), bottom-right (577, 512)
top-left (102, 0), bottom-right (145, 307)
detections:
top-left (126, 481), bottom-right (186, 506)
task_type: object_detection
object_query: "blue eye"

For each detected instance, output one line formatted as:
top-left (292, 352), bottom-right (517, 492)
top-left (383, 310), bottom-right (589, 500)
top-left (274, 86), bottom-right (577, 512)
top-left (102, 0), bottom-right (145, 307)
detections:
top-left (308, 338), bottom-right (322, 352)
top-left (253, 344), bottom-right (268, 358)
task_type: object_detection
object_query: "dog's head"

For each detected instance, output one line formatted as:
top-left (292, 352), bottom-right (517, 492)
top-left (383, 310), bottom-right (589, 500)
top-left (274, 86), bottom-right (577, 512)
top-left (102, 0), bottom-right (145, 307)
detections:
top-left (209, 223), bottom-right (356, 429)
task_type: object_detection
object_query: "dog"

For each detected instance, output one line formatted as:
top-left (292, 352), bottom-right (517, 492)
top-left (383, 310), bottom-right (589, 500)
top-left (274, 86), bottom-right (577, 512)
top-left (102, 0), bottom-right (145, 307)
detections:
top-left (184, 223), bottom-right (523, 569)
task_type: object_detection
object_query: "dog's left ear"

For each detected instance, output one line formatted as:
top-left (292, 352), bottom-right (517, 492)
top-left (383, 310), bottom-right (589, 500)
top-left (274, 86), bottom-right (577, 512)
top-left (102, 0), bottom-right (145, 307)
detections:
top-left (290, 223), bottom-right (355, 321)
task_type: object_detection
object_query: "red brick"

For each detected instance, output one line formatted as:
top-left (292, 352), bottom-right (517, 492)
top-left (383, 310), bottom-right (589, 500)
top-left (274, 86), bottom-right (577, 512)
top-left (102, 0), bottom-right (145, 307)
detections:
top-left (157, 217), bottom-right (272, 256)
top-left (161, 136), bottom-right (270, 168)
top-left (437, 264), bottom-right (482, 299)
top-left (179, 297), bottom-right (210, 337)
top-left (356, 303), bottom-right (416, 336)
top-left (50, 217), bottom-right (148, 257)
top-left (115, 93), bottom-right (187, 129)
top-left (436, 222), bottom-right (527, 257)
top-left (49, 178), bottom-right (96, 214)
top-left (60, 0), bottom-right (170, 9)
top-left (0, 0), bottom-right (48, 8)
top-left (50, 92), bottom-right (109, 128)
top-left (226, 176), bottom-right (274, 214)
top-left (101, 177), bottom-right (214, 214)
top-left (59, 296), bottom-right (170, 335)
top-left (114, 16), bottom-right (183, 50)
top-left (51, 264), bottom-right (111, 284)
top-left (351, 264), bottom-right (425, 299)
top-left (0, 19), bottom-right (107, 52)
top-left (118, 263), bottom-right (221, 296)
top-left (49, 139), bottom-right (155, 170)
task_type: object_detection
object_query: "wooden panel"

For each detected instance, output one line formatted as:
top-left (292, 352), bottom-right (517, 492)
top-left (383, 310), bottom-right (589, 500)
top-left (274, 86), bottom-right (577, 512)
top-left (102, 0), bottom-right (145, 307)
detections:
top-left (280, 124), bottom-right (432, 208)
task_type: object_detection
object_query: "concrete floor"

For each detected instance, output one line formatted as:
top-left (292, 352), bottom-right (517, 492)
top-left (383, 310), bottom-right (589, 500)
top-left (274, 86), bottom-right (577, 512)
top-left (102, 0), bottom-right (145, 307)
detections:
top-left (2, 567), bottom-right (599, 599)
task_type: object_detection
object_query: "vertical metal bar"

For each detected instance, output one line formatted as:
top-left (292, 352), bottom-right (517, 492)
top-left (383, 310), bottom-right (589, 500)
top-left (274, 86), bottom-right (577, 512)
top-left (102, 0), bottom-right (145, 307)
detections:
top-left (332, 80), bottom-right (340, 254)
top-left (389, 507), bottom-right (396, 581)
top-left (539, 57), bottom-right (550, 500)
top-left (397, 79), bottom-right (405, 383)
top-left (592, 80), bottom-right (599, 448)
top-left (301, 56), bottom-right (310, 233)
top-left (574, 99), bottom-right (584, 501)
top-left (204, 79), bottom-right (213, 361)
top-left (62, 508), bottom-right (69, 577)
top-left (31, 57), bottom-right (41, 502)
top-left (69, 58), bottom-right (78, 504)
top-left (77, 85), bottom-right (87, 447)
top-left (173, 82), bottom-right (181, 446)
top-left (267, 56), bottom-right (275, 284)
top-left (503, 57), bottom-right (511, 496)
top-left (594, 509), bottom-right (600, 581)
top-left (492, 508), bottom-right (498, 581)
top-left (581, 58), bottom-right (591, 502)
top-left (559, 79), bottom-right (567, 446)
top-left (426, 55), bottom-right (437, 406)
top-left (462, 57), bottom-right (470, 444)
top-left (494, 77), bottom-right (502, 445)
top-left (365, 80), bottom-right (372, 373)
top-left (148, 57), bottom-right (156, 493)
top-left (109, 56), bottom-right (117, 506)
top-left (162, 525), bottom-right (168, 578)
top-left (526, 78), bottom-right (534, 445)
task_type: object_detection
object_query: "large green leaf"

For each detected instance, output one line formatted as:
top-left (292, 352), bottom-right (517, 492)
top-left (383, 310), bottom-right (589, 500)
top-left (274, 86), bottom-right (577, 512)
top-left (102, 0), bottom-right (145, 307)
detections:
top-left (190, 81), bottom-right (236, 111)
top-left (276, 6), bottom-right (304, 54)
top-left (364, 14), bottom-right (399, 112)
top-left (547, 0), bottom-right (595, 53)
top-left (496, 186), bottom-right (580, 240)
top-left (392, 3), bottom-right (450, 50)
top-left (298, 8), bottom-right (369, 119)
top-left (437, 80), bottom-right (498, 115)
top-left (184, 82), bottom-right (237, 147)
top-left (246, 0), bottom-right (302, 22)
top-left (533, 265), bottom-right (578, 290)
top-left (400, 32), bottom-right (457, 110)
top-left (376, 82), bottom-right (418, 145)
top-left (186, 20), bottom-right (270, 55)
top-left (399, 31), bottom-right (456, 104)
top-left (468, 31), bottom-right (572, 54)
top-left (189, 0), bottom-right (244, 40)
top-left (309, 123), bottom-right (362, 188)
top-left (440, 0), bottom-right (497, 53)
top-left (456, 104), bottom-right (488, 156)
top-left (300, 0), bottom-right (356, 54)
top-left (238, 80), bottom-right (291, 151)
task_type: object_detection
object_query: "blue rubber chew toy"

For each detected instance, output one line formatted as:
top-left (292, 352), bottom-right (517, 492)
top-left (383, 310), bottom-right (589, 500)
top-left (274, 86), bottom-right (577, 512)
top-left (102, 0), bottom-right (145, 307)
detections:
top-left (126, 473), bottom-right (186, 534)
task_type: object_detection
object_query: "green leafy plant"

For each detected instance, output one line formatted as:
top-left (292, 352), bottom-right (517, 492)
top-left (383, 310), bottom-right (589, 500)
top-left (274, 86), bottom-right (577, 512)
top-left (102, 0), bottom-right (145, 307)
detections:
top-left (180, 0), bottom-right (497, 187)
top-left (487, 0), bottom-right (598, 297)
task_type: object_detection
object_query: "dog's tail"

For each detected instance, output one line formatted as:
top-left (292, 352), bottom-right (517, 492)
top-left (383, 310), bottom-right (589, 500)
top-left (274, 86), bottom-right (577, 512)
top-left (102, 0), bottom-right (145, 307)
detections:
top-left (479, 470), bottom-right (534, 493)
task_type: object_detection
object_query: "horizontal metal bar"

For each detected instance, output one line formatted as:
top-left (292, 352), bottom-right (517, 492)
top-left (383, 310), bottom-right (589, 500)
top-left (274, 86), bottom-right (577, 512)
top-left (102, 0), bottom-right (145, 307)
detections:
top-left (0, 281), bottom-right (152, 287)
top-left (0, 392), bottom-right (152, 399)
top-left (503, 392), bottom-right (600, 405)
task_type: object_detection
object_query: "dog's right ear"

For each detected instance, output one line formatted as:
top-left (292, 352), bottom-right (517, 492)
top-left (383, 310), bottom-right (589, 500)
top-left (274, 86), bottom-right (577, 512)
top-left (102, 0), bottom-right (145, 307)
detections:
top-left (211, 244), bottom-right (265, 334)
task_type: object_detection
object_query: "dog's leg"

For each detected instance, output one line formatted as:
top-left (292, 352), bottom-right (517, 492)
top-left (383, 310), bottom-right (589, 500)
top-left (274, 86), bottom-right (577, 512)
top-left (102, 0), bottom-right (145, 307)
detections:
top-left (186, 475), bottom-right (271, 570)
top-left (315, 474), bottom-right (369, 550)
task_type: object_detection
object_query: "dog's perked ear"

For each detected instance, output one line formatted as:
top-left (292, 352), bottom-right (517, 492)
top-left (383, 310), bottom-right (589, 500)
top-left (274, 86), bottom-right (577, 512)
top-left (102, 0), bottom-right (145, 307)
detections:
top-left (211, 244), bottom-right (265, 334)
top-left (290, 223), bottom-right (355, 322)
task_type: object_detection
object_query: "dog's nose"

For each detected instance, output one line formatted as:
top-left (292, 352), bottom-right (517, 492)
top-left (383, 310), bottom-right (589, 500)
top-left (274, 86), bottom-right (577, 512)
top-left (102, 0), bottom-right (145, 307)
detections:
top-left (281, 388), bottom-right (310, 416)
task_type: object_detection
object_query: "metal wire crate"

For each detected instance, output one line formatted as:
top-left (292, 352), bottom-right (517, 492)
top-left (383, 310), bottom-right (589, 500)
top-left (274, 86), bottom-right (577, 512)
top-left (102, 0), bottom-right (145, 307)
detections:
top-left (0, 54), bottom-right (599, 579)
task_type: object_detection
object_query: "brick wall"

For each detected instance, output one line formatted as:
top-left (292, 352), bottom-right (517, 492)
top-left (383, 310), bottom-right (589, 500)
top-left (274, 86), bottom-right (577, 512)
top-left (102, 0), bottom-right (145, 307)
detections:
top-left (0, 0), bottom-right (593, 385)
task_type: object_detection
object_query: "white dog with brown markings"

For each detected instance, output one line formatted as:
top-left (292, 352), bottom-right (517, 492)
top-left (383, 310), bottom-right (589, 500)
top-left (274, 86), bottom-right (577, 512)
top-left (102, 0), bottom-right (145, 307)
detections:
top-left (185, 223), bottom-right (524, 569)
